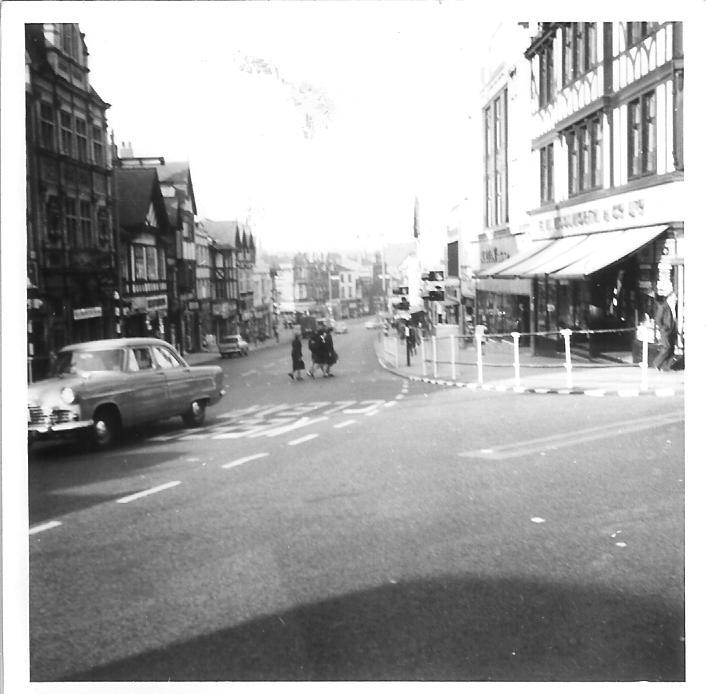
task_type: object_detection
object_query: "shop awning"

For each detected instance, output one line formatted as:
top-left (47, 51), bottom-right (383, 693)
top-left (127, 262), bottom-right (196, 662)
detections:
top-left (481, 225), bottom-right (668, 279)
top-left (550, 225), bottom-right (668, 278)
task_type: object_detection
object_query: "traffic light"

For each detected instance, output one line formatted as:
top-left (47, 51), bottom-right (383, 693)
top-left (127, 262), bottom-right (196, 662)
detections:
top-left (427, 270), bottom-right (444, 282)
top-left (391, 286), bottom-right (409, 295)
top-left (428, 289), bottom-right (444, 301)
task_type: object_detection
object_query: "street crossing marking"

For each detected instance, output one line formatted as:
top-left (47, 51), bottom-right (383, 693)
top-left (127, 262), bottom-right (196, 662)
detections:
top-left (29, 520), bottom-right (62, 535)
top-left (343, 399), bottom-right (385, 414)
top-left (334, 419), bottom-right (357, 429)
top-left (459, 412), bottom-right (684, 460)
top-left (323, 400), bottom-right (356, 415)
top-left (222, 452), bottom-right (270, 469)
top-left (263, 416), bottom-right (328, 438)
top-left (288, 433), bottom-right (319, 446)
top-left (116, 480), bottom-right (182, 504)
top-left (384, 401), bottom-right (398, 408)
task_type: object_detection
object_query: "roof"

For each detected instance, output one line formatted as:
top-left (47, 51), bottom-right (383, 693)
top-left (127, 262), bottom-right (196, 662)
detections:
top-left (115, 168), bottom-right (169, 231)
top-left (155, 161), bottom-right (197, 215)
top-left (201, 219), bottom-right (238, 248)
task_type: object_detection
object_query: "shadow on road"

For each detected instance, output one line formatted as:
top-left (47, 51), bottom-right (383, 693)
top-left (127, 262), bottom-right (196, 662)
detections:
top-left (58, 573), bottom-right (684, 682)
top-left (29, 450), bottom-right (180, 523)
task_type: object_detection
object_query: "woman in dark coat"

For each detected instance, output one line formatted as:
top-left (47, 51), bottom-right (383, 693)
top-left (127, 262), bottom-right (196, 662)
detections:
top-left (289, 333), bottom-right (305, 380)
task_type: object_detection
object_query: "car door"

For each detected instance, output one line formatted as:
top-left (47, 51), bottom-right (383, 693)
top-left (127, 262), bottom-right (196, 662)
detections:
top-left (125, 345), bottom-right (169, 421)
top-left (151, 344), bottom-right (194, 415)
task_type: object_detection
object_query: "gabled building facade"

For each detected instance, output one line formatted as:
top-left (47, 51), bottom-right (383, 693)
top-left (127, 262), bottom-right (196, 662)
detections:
top-left (115, 168), bottom-right (171, 339)
top-left (26, 23), bottom-right (116, 380)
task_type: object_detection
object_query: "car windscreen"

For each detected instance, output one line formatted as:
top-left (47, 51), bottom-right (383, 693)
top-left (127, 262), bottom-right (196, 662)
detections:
top-left (221, 337), bottom-right (238, 344)
top-left (53, 348), bottom-right (124, 376)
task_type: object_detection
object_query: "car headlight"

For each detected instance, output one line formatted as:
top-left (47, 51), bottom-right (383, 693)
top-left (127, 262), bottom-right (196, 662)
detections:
top-left (60, 387), bottom-right (77, 405)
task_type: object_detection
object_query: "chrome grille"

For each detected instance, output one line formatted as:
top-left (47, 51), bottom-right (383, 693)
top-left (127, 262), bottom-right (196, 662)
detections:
top-left (28, 406), bottom-right (77, 426)
top-left (28, 406), bottom-right (47, 425)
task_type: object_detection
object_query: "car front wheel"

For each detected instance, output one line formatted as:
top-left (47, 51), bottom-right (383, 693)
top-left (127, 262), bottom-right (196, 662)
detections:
top-left (90, 407), bottom-right (120, 450)
top-left (182, 399), bottom-right (206, 427)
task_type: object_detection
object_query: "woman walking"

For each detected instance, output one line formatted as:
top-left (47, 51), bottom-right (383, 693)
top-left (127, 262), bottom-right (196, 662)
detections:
top-left (288, 332), bottom-right (306, 380)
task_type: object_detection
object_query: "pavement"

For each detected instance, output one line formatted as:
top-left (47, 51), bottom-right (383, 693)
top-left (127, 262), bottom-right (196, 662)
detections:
top-left (375, 334), bottom-right (685, 397)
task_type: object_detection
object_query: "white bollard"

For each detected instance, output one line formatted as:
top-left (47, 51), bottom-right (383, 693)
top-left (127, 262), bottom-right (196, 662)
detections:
top-left (511, 331), bottom-right (521, 388)
top-left (475, 324), bottom-right (485, 385)
top-left (560, 328), bottom-right (573, 389)
top-left (432, 335), bottom-right (438, 378)
top-left (639, 325), bottom-right (649, 390)
top-left (450, 335), bottom-right (456, 381)
top-left (420, 335), bottom-right (427, 376)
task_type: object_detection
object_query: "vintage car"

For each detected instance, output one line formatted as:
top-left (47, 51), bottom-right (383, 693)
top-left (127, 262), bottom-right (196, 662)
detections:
top-left (28, 338), bottom-right (226, 449)
top-left (218, 334), bottom-right (249, 358)
top-left (333, 322), bottom-right (348, 334)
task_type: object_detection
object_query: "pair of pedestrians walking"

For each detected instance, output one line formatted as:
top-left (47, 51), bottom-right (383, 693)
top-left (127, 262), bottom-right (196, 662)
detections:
top-left (288, 328), bottom-right (338, 380)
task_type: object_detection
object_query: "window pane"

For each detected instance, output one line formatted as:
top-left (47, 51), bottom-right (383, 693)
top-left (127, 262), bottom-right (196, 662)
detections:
top-left (146, 246), bottom-right (157, 279)
top-left (644, 91), bottom-right (657, 173)
top-left (134, 246), bottom-right (146, 280)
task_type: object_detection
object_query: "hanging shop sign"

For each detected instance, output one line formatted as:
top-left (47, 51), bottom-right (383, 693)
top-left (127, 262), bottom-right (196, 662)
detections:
top-left (73, 306), bottom-right (103, 321)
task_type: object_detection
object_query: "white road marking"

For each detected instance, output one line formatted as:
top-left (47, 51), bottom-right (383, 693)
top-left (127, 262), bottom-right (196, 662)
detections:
top-left (178, 434), bottom-right (211, 440)
top-left (288, 433), bottom-right (319, 446)
top-left (146, 434), bottom-right (183, 442)
top-left (459, 411), bottom-right (684, 460)
top-left (254, 403), bottom-right (292, 418)
top-left (334, 419), bottom-right (356, 429)
top-left (241, 369), bottom-right (258, 378)
top-left (263, 362), bottom-right (276, 368)
top-left (264, 416), bottom-right (328, 438)
top-left (29, 520), bottom-right (62, 535)
top-left (222, 452), bottom-right (270, 469)
top-left (323, 400), bottom-right (357, 415)
top-left (384, 401), bottom-right (398, 408)
top-left (343, 399), bottom-right (385, 414)
top-left (213, 426), bottom-right (272, 439)
top-left (395, 394), bottom-right (404, 400)
top-left (365, 409), bottom-right (380, 417)
top-left (116, 481), bottom-right (182, 504)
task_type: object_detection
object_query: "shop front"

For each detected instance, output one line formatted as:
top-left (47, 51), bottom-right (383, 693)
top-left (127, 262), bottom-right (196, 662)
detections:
top-left (124, 294), bottom-right (168, 340)
top-left (480, 185), bottom-right (684, 359)
top-left (211, 301), bottom-right (238, 342)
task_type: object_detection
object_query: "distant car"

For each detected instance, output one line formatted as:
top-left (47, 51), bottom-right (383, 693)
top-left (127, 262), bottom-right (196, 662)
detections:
top-left (365, 319), bottom-right (381, 329)
top-left (334, 322), bottom-right (348, 334)
top-left (27, 338), bottom-right (225, 449)
top-left (218, 334), bottom-right (249, 358)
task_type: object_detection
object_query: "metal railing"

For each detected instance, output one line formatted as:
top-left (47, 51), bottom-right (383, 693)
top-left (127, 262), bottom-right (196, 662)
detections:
top-left (379, 323), bottom-right (670, 391)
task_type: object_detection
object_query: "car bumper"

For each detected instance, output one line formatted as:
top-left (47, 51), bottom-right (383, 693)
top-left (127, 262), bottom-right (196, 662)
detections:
top-left (28, 419), bottom-right (94, 436)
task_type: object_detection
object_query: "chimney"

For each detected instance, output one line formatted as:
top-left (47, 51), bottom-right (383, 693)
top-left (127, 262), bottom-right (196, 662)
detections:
top-left (119, 141), bottom-right (134, 158)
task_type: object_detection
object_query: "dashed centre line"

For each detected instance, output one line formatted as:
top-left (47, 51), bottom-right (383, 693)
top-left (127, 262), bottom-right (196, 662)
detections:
top-left (222, 452), bottom-right (270, 469)
top-left (116, 481), bottom-right (182, 504)
top-left (29, 520), bottom-right (62, 535)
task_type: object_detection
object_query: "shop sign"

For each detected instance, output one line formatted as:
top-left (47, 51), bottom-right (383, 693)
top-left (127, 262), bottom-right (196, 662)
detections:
top-left (187, 300), bottom-right (200, 311)
top-left (537, 199), bottom-right (645, 235)
top-left (73, 306), bottom-right (103, 320)
top-left (146, 295), bottom-right (168, 310)
top-left (478, 236), bottom-right (518, 267)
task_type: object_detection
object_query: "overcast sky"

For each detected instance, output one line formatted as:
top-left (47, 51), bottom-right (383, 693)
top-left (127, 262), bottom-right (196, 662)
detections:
top-left (69, 1), bottom-right (485, 253)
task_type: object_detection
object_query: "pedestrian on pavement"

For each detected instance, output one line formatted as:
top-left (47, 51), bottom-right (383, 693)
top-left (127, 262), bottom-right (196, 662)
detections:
top-left (273, 326), bottom-right (279, 343)
top-left (323, 327), bottom-right (337, 377)
top-left (653, 294), bottom-right (677, 371)
top-left (288, 332), bottom-right (306, 380)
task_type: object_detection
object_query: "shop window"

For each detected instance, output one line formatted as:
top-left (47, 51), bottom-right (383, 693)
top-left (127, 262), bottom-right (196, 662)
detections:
top-left (40, 102), bottom-right (54, 150)
top-left (45, 196), bottom-right (61, 239)
top-left (97, 206), bottom-right (110, 245)
top-left (79, 200), bottom-right (92, 247)
top-left (540, 143), bottom-right (554, 203)
top-left (628, 91), bottom-right (656, 178)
